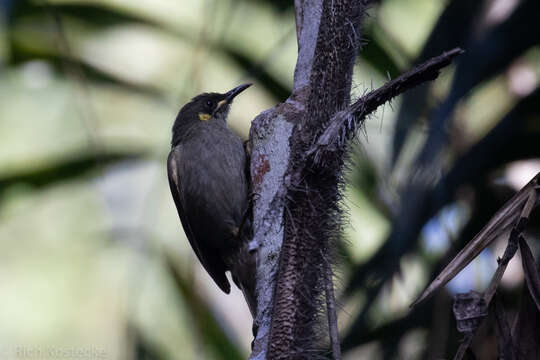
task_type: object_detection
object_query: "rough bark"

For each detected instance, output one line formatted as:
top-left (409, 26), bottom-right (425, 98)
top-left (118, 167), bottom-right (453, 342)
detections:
top-left (247, 2), bottom-right (461, 359)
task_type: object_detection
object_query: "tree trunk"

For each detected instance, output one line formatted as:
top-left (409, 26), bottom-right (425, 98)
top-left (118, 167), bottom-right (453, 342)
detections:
top-left (246, 1), bottom-right (461, 359)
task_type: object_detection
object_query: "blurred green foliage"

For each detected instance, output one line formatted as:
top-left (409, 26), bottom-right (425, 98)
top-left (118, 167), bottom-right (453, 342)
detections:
top-left (0, 0), bottom-right (539, 359)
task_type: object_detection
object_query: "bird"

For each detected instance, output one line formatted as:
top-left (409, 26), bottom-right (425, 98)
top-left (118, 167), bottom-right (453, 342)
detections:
top-left (167, 84), bottom-right (256, 316)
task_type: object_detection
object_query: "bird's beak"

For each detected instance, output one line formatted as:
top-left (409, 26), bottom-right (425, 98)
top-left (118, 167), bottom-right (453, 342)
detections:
top-left (225, 83), bottom-right (252, 103)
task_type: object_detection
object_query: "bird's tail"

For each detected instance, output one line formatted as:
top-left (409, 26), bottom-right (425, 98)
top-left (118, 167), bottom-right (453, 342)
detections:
top-left (230, 242), bottom-right (257, 317)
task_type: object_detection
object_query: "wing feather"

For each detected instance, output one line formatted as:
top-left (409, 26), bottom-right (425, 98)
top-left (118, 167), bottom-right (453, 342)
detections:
top-left (167, 148), bottom-right (231, 293)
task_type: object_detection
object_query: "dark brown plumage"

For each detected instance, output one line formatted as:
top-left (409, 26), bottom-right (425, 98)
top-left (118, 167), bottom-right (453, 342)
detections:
top-left (167, 84), bottom-right (256, 315)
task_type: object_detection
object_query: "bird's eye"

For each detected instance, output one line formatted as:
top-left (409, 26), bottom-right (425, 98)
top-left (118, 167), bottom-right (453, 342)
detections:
top-left (206, 100), bottom-right (214, 109)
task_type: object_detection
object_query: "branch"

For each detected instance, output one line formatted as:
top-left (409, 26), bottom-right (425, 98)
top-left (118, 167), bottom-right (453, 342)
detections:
top-left (248, 109), bottom-right (296, 360)
top-left (352, 48), bottom-right (463, 119)
top-left (293, 0), bottom-right (304, 46)
top-left (248, 5), bottom-right (461, 360)
top-left (292, 0), bottom-right (324, 94)
top-left (412, 172), bottom-right (540, 308)
top-left (267, 1), bottom-right (365, 358)
top-left (451, 231), bottom-right (520, 360)
top-left (310, 48), bottom-right (463, 165)
top-left (450, 183), bottom-right (537, 360)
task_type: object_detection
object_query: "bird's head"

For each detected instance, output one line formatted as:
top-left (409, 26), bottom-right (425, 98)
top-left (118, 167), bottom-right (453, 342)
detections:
top-left (172, 84), bottom-right (251, 142)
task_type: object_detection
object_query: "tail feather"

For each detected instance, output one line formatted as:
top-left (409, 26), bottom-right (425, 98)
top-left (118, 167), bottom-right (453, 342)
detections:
top-left (230, 243), bottom-right (257, 317)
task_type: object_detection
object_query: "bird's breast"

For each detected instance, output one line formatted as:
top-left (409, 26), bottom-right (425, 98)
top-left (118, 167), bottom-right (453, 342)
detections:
top-left (179, 125), bottom-right (248, 243)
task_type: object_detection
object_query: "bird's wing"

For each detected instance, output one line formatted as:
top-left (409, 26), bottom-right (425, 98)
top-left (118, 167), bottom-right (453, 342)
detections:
top-left (167, 148), bottom-right (231, 293)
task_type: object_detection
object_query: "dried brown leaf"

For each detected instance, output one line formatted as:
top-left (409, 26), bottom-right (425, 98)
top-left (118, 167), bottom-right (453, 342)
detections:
top-left (519, 236), bottom-right (540, 313)
top-left (492, 294), bottom-right (517, 360)
top-left (512, 252), bottom-right (540, 359)
top-left (411, 173), bottom-right (539, 308)
top-left (453, 291), bottom-right (487, 334)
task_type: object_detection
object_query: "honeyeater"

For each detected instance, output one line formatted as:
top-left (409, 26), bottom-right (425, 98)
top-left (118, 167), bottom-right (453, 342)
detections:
top-left (167, 84), bottom-right (256, 315)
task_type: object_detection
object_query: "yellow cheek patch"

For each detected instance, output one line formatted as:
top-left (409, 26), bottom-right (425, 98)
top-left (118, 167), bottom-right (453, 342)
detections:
top-left (198, 113), bottom-right (211, 121)
top-left (217, 99), bottom-right (227, 109)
